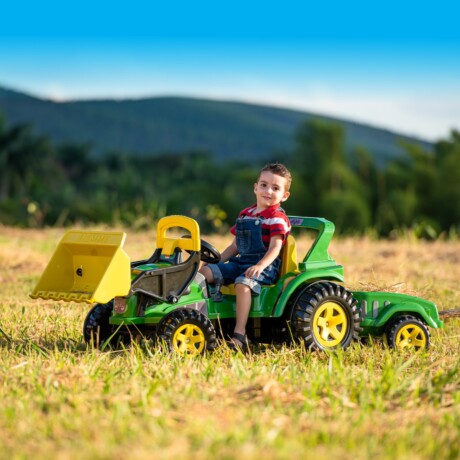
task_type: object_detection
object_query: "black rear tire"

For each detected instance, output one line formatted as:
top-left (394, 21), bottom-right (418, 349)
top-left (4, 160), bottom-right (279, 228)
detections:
top-left (289, 282), bottom-right (362, 350)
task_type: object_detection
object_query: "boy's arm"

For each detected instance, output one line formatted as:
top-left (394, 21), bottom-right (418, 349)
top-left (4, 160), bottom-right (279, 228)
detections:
top-left (200, 237), bottom-right (237, 269)
top-left (244, 235), bottom-right (284, 279)
top-left (220, 237), bottom-right (238, 262)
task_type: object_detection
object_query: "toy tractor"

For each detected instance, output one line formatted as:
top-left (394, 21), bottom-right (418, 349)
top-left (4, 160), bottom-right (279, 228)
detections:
top-left (31, 215), bottom-right (447, 355)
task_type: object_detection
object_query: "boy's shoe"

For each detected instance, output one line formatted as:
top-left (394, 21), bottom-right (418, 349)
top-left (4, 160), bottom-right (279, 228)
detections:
top-left (210, 285), bottom-right (223, 302)
top-left (227, 332), bottom-right (250, 352)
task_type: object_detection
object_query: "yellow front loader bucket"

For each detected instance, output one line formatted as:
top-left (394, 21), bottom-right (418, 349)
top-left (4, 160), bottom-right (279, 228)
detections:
top-left (30, 230), bottom-right (131, 304)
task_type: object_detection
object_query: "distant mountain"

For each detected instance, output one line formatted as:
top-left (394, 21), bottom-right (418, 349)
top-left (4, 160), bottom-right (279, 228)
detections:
top-left (0, 85), bottom-right (433, 165)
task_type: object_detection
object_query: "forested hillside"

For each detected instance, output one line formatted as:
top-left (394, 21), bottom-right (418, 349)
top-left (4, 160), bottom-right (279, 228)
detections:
top-left (1, 108), bottom-right (459, 237)
top-left (0, 85), bottom-right (432, 165)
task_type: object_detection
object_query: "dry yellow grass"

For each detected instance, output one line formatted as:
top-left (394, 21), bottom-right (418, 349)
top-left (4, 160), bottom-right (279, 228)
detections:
top-left (4, 224), bottom-right (459, 308)
top-left (0, 225), bottom-right (459, 459)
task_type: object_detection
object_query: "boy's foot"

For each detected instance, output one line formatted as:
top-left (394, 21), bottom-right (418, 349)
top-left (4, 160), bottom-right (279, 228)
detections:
top-left (209, 285), bottom-right (223, 302)
top-left (211, 291), bottom-right (223, 302)
top-left (227, 332), bottom-right (249, 352)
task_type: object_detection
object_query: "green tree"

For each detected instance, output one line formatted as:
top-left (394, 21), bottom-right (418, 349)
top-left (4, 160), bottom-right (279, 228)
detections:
top-left (293, 119), bottom-right (371, 232)
top-left (293, 119), bottom-right (345, 215)
top-left (57, 143), bottom-right (95, 183)
top-left (376, 157), bottom-right (410, 234)
top-left (433, 130), bottom-right (460, 230)
top-left (0, 118), bottom-right (52, 202)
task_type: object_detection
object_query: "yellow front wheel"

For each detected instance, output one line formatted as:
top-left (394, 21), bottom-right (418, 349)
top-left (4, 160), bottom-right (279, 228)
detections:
top-left (157, 308), bottom-right (217, 356)
top-left (387, 315), bottom-right (430, 351)
top-left (172, 323), bottom-right (206, 355)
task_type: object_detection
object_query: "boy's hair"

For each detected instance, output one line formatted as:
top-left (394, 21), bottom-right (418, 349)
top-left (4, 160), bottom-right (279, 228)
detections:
top-left (259, 163), bottom-right (292, 191)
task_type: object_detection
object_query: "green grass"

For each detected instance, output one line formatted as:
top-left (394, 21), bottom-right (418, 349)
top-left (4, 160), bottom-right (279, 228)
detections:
top-left (0, 228), bottom-right (459, 459)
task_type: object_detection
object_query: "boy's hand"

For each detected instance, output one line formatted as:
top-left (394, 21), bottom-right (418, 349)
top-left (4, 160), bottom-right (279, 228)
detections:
top-left (245, 235), bottom-right (284, 279)
top-left (245, 264), bottom-right (265, 279)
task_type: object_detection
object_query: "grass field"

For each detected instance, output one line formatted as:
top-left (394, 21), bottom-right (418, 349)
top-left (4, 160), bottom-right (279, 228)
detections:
top-left (0, 226), bottom-right (459, 460)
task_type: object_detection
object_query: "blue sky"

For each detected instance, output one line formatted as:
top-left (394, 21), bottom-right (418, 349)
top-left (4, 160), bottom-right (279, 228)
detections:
top-left (1, 1), bottom-right (459, 140)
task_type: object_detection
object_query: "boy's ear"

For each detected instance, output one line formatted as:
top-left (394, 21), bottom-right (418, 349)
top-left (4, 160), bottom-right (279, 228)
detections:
top-left (281, 191), bottom-right (290, 202)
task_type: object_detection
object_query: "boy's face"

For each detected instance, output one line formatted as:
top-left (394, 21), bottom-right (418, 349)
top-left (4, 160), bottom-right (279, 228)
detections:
top-left (254, 171), bottom-right (290, 210)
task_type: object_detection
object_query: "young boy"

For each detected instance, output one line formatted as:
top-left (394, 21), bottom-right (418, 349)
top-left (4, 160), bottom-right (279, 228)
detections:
top-left (200, 163), bottom-right (292, 350)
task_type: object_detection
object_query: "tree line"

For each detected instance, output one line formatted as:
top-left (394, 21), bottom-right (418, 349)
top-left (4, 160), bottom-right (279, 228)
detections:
top-left (1, 114), bottom-right (459, 237)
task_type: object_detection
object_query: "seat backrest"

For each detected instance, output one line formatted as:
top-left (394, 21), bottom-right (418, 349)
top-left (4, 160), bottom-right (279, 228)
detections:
top-left (280, 234), bottom-right (299, 276)
top-left (156, 215), bottom-right (200, 256)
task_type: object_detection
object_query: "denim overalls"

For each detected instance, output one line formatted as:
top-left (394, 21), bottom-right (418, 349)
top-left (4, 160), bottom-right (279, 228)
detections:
top-left (209, 216), bottom-right (281, 295)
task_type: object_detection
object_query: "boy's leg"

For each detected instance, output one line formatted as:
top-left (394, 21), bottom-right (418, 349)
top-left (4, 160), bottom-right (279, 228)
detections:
top-left (200, 262), bottom-right (236, 301)
top-left (233, 283), bottom-right (252, 341)
top-left (230, 274), bottom-right (264, 347)
top-left (199, 265), bottom-right (215, 284)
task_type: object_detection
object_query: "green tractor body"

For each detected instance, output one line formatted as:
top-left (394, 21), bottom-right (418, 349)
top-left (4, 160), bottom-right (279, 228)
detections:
top-left (31, 215), bottom-right (444, 355)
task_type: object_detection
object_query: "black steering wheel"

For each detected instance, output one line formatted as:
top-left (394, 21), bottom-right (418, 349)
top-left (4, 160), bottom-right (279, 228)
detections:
top-left (181, 235), bottom-right (221, 264)
top-left (199, 239), bottom-right (221, 264)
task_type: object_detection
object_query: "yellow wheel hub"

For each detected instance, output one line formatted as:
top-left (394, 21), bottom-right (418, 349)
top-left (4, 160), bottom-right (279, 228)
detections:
top-left (313, 301), bottom-right (348, 348)
top-left (172, 323), bottom-right (206, 356)
top-left (395, 324), bottom-right (427, 350)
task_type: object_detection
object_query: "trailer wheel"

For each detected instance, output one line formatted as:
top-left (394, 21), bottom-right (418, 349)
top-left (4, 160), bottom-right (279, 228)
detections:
top-left (83, 301), bottom-right (116, 348)
top-left (386, 315), bottom-right (430, 351)
top-left (157, 308), bottom-right (217, 356)
top-left (289, 282), bottom-right (361, 350)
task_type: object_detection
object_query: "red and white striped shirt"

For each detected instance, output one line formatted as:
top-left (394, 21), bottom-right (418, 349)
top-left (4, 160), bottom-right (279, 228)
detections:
top-left (230, 204), bottom-right (291, 249)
